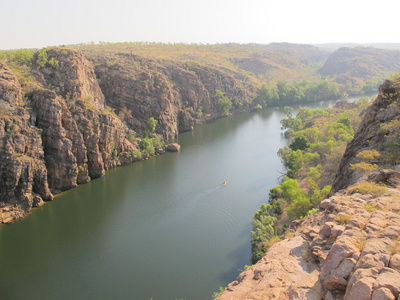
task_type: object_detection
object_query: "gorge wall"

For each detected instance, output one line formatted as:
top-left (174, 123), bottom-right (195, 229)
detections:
top-left (217, 78), bottom-right (400, 299)
top-left (0, 47), bottom-right (257, 223)
top-left (2, 43), bottom-right (400, 225)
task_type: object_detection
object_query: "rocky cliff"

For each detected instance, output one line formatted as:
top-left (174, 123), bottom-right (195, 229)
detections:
top-left (0, 49), bottom-right (140, 222)
top-left (0, 47), bottom-right (258, 223)
top-left (0, 64), bottom-right (53, 222)
top-left (218, 170), bottom-right (400, 299)
top-left (217, 79), bottom-right (400, 299)
top-left (87, 53), bottom-right (255, 140)
top-left (331, 76), bottom-right (400, 194)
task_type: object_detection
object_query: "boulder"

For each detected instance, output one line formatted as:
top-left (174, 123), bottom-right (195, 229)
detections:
top-left (166, 143), bottom-right (181, 152)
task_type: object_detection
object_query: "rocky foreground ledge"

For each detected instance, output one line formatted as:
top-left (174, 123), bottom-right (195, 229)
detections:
top-left (217, 170), bottom-right (400, 300)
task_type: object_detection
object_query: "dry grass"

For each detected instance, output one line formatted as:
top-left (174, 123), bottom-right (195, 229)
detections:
top-left (285, 231), bottom-right (296, 239)
top-left (362, 203), bottom-right (379, 213)
top-left (354, 236), bottom-right (367, 251)
top-left (262, 236), bottom-right (282, 251)
top-left (348, 181), bottom-right (388, 197)
top-left (335, 212), bottom-right (352, 225)
top-left (390, 238), bottom-right (399, 255)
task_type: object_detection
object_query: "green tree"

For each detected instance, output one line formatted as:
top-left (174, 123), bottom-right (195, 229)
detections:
top-left (215, 89), bottom-right (232, 116)
top-left (36, 49), bottom-right (48, 67)
top-left (139, 137), bottom-right (155, 156)
top-left (337, 116), bottom-right (352, 129)
top-left (145, 117), bottom-right (157, 137)
top-left (287, 197), bottom-right (312, 219)
top-left (289, 135), bottom-right (310, 151)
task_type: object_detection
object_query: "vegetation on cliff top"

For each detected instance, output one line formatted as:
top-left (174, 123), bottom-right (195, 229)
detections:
top-left (1, 43), bottom-right (394, 109)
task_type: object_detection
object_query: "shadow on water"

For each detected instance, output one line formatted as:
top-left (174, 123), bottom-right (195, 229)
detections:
top-left (217, 226), bottom-right (253, 284)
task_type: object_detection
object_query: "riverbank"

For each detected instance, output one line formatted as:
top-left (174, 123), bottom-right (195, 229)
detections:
top-left (217, 77), bottom-right (400, 299)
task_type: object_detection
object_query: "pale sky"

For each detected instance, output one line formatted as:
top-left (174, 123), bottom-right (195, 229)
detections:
top-left (1, 0), bottom-right (400, 50)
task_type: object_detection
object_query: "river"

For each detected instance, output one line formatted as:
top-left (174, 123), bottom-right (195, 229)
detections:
top-left (0, 99), bottom-right (352, 299)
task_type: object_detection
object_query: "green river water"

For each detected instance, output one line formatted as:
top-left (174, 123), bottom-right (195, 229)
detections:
top-left (0, 100), bottom-right (342, 299)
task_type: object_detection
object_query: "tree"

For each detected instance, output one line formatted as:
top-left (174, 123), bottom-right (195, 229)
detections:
top-left (139, 137), bottom-right (155, 156)
top-left (145, 117), bottom-right (157, 137)
top-left (289, 135), bottom-right (310, 151)
top-left (337, 116), bottom-right (352, 129)
top-left (287, 197), bottom-right (312, 220)
top-left (215, 89), bottom-right (232, 116)
top-left (36, 49), bottom-right (48, 67)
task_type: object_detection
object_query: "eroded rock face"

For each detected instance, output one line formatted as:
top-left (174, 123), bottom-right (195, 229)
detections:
top-left (89, 53), bottom-right (255, 141)
top-left (218, 172), bottom-right (400, 300)
top-left (331, 79), bottom-right (400, 194)
top-left (1, 47), bottom-right (257, 223)
top-left (30, 89), bottom-right (79, 191)
top-left (0, 64), bottom-right (22, 105)
top-left (0, 71), bottom-right (53, 223)
top-left (218, 236), bottom-right (322, 300)
top-left (1, 48), bottom-right (138, 222)
top-left (33, 48), bottom-right (105, 109)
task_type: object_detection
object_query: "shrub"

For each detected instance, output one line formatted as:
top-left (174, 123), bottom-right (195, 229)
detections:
top-left (139, 137), bottom-right (155, 156)
top-left (133, 149), bottom-right (142, 159)
top-left (128, 130), bottom-right (136, 143)
top-left (145, 117), bottom-right (157, 137)
top-left (362, 203), bottom-right (378, 213)
top-left (287, 196), bottom-right (312, 219)
top-left (212, 286), bottom-right (225, 299)
top-left (335, 212), bottom-right (352, 224)
top-left (215, 89), bottom-right (232, 116)
top-left (36, 49), bottom-right (48, 67)
top-left (350, 161), bottom-right (379, 173)
top-left (348, 181), bottom-right (388, 197)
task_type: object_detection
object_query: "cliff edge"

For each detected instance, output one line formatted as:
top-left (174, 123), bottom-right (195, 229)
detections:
top-left (217, 78), bottom-right (400, 299)
top-left (218, 171), bottom-right (400, 300)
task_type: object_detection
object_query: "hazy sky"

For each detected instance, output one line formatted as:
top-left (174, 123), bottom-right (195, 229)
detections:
top-left (2, 0), bottom-right (400, 50)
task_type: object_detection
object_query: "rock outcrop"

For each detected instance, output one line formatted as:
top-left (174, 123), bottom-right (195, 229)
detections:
top-left (331, 77), bottom-right (400, 194)
top-left (0, 47), bottom-right (257, 222)
top-left (0, 65), bottom-right (53, 222)
top-left (218, 78), bottom-right (400, 299)
top-left (217, 171), bottom-right (400, 299)
top-left (165, 143), bottom-right (181, 152)
top-left (88, 53), bottom-right (255, 141)
top-left (0, 48), bottom-right (140, 222)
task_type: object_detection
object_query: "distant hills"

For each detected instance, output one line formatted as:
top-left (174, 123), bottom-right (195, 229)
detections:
top-left (313, 43), bottom-right (400, 52)
top-left (74, 42), bottom-right (400, 95)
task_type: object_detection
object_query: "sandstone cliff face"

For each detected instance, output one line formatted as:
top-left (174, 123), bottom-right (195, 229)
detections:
top-left (0, 63), bottom-right (22, 105)
top-left (89, 53), bottom-right (255, 140)
top-left (1, 49), bottom-right (139, 222)
top-left (331, 78), bottom-right (400, 195)
top-left (33, 48), bottom-right (105, 109)
top-left (1, 47), bottom-right (257, 222)
top-left (30, 49), bottom-right (138, 187)
top-left (218, 171), bottom-right (400, 300)
top-left (0, 65), bottom-right (52, 223)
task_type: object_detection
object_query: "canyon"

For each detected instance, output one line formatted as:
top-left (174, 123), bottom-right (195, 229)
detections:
top-left (217, 78), bottom-right (400, 299)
